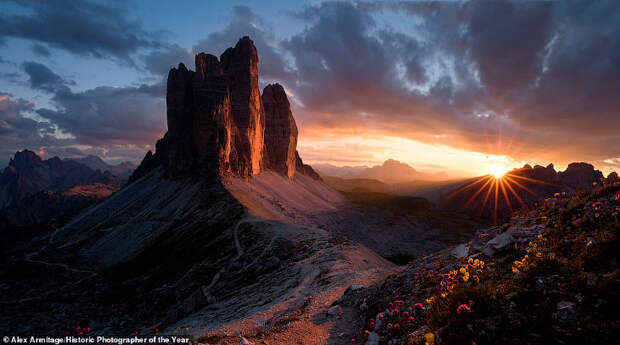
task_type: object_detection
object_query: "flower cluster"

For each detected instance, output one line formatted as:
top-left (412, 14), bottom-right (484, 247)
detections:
top-left (512, 234), bottom-right (546, 274)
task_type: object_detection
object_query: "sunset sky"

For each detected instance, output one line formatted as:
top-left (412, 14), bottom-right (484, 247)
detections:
top-left (1, 0), bottom-right (619, 177)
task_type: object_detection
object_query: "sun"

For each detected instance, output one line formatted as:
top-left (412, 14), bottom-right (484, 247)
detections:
top-left (489, 165), bottom-right (508, 178)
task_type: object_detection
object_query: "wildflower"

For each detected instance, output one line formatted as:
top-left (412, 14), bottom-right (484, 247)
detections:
top-left (468, 258), bottom-right (473, 264)
top-left (462, 273), bottom-right (470, 282)
top-left (424, 332), bottom-right (435, 345)
top-left (441, 292), bottom-right (447, 299)
top-left (457, 304), bottom-right (472, 314)
top-left (394, 323), bottom-right (400, 330)
top-left (426, 297), bottom-right (435, 304)
top-left (408, 316), bottom-right (415, 321)
top-left (413, 303), bottom-right (423, 310)
top-left (512, 266), bottom-right (520, 274)
top-left (459, 267), bottom-right (467, 274)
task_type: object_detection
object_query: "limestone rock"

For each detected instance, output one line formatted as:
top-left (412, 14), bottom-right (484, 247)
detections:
top-left (262, 83), bottom-right (298, 178)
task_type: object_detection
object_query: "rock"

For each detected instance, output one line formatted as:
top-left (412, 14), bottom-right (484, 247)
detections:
top-left (262, 83), bottom-right (298, 178)
top-left (221, 37), bottom-right (265, 176)
top-left (553, 301), bottom-right (577, 321)
top-left (451, 244), bottom-right (469, 258)
top-left (132, 36), bottom-right (321, 181)
top-left (295, 151), bottom-right (322, 180)
top-left (349, 284), bottom-right (364, 291)
top-left (365, 332), bottom-right (379, 345)
top-left (240, 336), bottom-right (254, 345)
top-left (558, 162), bottom-right (603, 190)
top-left (327, 305), bottom-right (341, 316)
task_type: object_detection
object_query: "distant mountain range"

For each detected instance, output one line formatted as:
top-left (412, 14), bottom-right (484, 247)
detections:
top-left (0, 150), bottom-right (127, 226)
top-left (440, 162), bottom-right (618, 222)
top-left (315, 159), bottom-right (449, 183)
top-left (66, 155), bottom-right (136, 179)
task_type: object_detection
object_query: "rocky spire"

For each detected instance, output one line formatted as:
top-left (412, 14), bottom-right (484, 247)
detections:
top-left (221, 36), bottom-right (265, 176)
top-left (133, 36), bottom-right (321, 181)
top-left (262, 83), bottom-right (298, 178)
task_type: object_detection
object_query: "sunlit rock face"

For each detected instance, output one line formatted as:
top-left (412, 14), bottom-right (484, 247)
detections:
top-left (221, 36), bottom-right (265, 176)
top-left (262, 83), bottom-right (298, 178)
top-left (132, 36), bottom-right (321, 182)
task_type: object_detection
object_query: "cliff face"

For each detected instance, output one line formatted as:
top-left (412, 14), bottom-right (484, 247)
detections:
top-left (262, 83), bottom-right (298, 178)
top-left (133, 36), bottom-right (318, 182)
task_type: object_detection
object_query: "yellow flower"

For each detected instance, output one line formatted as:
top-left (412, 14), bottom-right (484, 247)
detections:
top-left (459, 267), bottom-right (467, 274)
top-left (424, 332), bottom-right (435, 345)
top-left (426, 297), bottom-right (435, 304)
top-left (462, 273), bottom-right (470, 282)
top-left (474, 258), bottom-right (480, 266)
top-left (441, 292), bottom-right (447, 299)
top-left (512, 266), bottom-right (520, 274)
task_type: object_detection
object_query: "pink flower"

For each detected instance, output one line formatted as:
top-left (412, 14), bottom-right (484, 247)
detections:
top-left (457, 304), bottom-right (472, 314)
top-left (413, 303), bottom-right (423, 310)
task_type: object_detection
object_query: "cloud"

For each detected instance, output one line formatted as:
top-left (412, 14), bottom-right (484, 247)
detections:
top-left (141, 44), bottom-right (194, 77)
top-left (275, 1), bottom-right (620, 165)
top-left (0, 92), bottom-right (64, 165)
top-left (193, 6), bottom-right (295, 83)
top-left (30, 43), bottom-right (52, 57)
top-left (22, 61), bottom-right (73, 93)
top-left (37, 84), bottom-right (166, 146)
top-left (0, 0), bottom-right (162, 63)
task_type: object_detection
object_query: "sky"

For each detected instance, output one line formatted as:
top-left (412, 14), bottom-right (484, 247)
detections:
top-left (1, 0), bottom-right (619, 177)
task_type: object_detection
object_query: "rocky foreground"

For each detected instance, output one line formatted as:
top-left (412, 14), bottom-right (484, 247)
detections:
top-left (326, 178), bottom-right (619, 345)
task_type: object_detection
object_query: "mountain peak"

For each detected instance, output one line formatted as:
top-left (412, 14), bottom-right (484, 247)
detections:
top-left (132, 36), bottom-right (318, 182)
top-left (10, 149), bottom-right (42, 169)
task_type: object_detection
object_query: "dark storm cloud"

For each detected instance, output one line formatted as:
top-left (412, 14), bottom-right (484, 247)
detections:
top-left (0, 92), bottom-right (64, 165)
top-left (280, 1), bottom-right (479, 135)
top-left (141, 43), bottom-right (193, 77)
top-left (36, 84), bottom-right (166, 146)
top-left (193, 6), bottom-right (294, 83)
top-left (0, 0), bottom-right (162, 63)
top-left (30, 43), bottom-right (52, 57)
top-left (22, 61), bottom-right (73, 93)
top-left (276, 0), bottom-right (620, 163)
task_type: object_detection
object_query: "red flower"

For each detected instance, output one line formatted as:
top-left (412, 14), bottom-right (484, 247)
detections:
top-left (457, 304), bottom-right (472, 314)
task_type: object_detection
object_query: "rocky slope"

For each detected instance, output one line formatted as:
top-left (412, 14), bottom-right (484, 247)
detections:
top-left (338, 177), bottom-right (620, 345)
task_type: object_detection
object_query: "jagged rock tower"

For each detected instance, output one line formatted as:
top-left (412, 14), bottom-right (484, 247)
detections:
top-left (130, 36), bottom-right (319, 182)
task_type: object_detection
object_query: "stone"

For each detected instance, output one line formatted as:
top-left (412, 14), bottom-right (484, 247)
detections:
top-left (221, 36), bottom-right (265, 176)
top-left (262, 83), bottom-right (298, 178)
top-left (240, 336), bottom-right (254, 345)
top-left (365, 332), bottom-right (379, 345)
top-left (553, 301), bottom-right (577, 321)
top-left (132, 36), bottom-right (321, 181)
top-left (451, 244), bottom-right (469, 258)
top-left (327, 305), bottom-right (341, 316)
